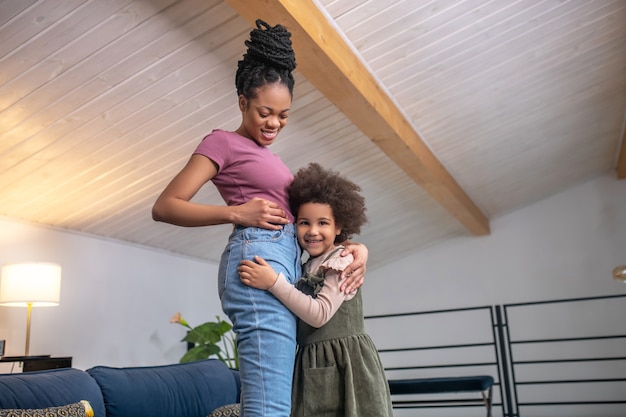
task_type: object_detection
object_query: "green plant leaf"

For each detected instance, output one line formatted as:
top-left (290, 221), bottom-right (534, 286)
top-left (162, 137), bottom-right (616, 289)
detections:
top-left (175, 316), bottom-right (238, 369)
top-left (180, 344), bottom-right (222, 363)
top-left (183, 320), bottom-right (228, 344)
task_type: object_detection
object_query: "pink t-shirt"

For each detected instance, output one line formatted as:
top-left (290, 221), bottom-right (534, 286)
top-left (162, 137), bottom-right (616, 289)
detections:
top-left (193, 129), bottom-right (294, 222)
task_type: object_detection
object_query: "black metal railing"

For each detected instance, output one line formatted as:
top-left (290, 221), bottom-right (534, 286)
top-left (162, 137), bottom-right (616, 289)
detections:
top-left (365, 306), bottom-right (506, 416)
top-left (365, 293), bottom-right (626, 417)
top-left (501, 294), bottom-right (626, 417)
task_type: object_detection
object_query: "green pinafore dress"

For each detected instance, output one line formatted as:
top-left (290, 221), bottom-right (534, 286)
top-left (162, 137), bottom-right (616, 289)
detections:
top-left (290, 248), bottom-right (394, 417)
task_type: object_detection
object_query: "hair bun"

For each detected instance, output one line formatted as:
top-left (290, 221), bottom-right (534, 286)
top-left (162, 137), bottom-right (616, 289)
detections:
top-left (242, 19), bottom-right (296, 72)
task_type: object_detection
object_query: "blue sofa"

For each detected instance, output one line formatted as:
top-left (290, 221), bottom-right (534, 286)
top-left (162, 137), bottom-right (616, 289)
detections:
top-left (0, 359), bottom-right (240, 417)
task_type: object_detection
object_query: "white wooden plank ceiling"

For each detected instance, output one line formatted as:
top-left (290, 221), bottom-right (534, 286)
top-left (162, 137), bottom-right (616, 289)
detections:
top-left (0, 0), bottom-right (624, 270)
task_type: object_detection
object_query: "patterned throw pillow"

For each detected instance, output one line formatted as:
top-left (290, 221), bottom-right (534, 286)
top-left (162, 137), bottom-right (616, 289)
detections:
top-left (0, 400), bottom-right (93, 417)
top-left (208, 403), bottom-right (240, 417)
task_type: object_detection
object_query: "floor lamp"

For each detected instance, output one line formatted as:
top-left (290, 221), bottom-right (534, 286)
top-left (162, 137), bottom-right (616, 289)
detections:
top-left (0, 263), bottom-right (61, 356)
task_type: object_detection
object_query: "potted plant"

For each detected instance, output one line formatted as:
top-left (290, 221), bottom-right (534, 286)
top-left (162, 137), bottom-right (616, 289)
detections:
top-left (170, 312), bottom-right (238, 370)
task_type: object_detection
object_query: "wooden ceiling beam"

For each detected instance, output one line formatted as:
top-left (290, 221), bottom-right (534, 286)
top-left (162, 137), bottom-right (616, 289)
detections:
top-left (225, 0), bottom-right (490, 235)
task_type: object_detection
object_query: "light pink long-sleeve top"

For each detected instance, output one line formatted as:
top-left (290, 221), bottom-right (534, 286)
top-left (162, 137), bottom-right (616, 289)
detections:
top-left (269, 248), bottom-right (357, 328)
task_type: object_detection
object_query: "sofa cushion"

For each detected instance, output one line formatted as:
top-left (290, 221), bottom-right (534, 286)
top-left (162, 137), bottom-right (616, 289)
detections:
top-left (87, 359), bottom-right (240, 417)
top-left (0, 400), bottom-right (93, 417)
top-left (0, 368), bottom-right (105, 417)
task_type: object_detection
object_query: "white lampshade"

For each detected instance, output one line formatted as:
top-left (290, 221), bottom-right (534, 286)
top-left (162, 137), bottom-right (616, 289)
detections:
top-left (0, 263), bottom-right (61, 306)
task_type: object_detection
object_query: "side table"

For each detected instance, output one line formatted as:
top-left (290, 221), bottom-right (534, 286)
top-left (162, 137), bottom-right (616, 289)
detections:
top-left (0, 355), bottom-right (72, 372)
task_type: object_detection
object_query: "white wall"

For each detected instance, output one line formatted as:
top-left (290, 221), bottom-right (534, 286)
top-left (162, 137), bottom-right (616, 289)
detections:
top-left (0, 173), bottom-right (624, 374)
top-left (362, 173), bottom-right (626, 314)
top-left (0, 219), bottom-right (222, 370)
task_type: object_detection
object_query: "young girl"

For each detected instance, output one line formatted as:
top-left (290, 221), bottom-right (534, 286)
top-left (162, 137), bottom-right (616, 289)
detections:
top-left (152, 21), bottom-right (368, 417)
top-left (238, 162), bottom-right (394, 417)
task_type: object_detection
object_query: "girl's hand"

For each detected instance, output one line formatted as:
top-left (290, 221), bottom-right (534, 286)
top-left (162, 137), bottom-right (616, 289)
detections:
top-left (238, 255), bottom-right (279, 290)
top-left (339, 243), bottom-right (368, 294)
top-left (236, 198), bottom-right (290, 230)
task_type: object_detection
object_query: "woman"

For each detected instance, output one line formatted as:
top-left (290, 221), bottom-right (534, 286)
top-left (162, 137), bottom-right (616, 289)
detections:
top-left (152, 20), bottom-right (367, 417)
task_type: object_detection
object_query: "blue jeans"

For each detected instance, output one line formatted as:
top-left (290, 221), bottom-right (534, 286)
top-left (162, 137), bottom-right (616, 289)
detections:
top-left (218, 224), bottom-right (302, 417)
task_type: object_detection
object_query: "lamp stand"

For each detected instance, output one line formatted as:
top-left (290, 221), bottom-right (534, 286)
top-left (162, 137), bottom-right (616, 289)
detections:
top-left (25, 302), bottom-right (32, 357)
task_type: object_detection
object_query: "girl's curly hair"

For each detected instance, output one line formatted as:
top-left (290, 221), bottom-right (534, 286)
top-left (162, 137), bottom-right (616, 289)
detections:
top-left (236, 19), bottom-right (296, 99)
top-left (289, 163), bottom-right (367, 243)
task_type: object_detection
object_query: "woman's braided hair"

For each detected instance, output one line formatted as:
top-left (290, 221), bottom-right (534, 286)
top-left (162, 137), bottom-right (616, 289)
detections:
top-left (289, 163), bottom-right (368, 244)
top-left (236, 19), bottom-right (297, 99)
